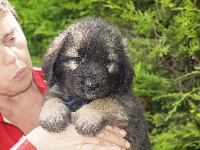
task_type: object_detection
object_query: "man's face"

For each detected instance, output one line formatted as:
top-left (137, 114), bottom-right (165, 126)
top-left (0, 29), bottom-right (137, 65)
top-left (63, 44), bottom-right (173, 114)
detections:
top-left (0, 12), bottom-right (33, 97)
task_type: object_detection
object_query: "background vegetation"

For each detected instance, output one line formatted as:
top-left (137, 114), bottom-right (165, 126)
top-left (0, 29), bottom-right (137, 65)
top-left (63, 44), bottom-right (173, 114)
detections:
top-left (11, 0), bottom-right (200, 149)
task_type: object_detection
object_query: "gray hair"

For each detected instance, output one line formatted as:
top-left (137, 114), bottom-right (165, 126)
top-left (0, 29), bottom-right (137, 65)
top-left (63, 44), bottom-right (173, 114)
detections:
top-left (0, 0), bottom-right (17, 19)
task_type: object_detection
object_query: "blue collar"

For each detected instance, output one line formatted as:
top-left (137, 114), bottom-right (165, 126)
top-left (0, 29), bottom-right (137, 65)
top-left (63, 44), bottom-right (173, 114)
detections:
top-left (60, 97), bottom-right (89, 111)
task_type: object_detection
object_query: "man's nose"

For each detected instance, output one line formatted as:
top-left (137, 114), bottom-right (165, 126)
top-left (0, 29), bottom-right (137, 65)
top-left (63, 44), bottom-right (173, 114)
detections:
top-left (2, 47), bottom-right (17, 65)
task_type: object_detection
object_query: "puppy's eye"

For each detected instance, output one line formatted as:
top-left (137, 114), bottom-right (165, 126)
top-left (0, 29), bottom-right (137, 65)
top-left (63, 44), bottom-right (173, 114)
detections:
top-left (74, 56), bottom-right (82, 62)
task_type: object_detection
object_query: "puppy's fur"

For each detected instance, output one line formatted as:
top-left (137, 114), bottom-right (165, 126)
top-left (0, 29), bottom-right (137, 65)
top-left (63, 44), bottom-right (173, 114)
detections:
top-left (39, 18), bottom-right (150, 150)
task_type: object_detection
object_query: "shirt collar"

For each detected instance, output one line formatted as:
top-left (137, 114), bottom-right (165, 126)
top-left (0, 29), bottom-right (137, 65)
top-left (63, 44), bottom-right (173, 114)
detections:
top-left (32, 67), bottom-right (47, 95)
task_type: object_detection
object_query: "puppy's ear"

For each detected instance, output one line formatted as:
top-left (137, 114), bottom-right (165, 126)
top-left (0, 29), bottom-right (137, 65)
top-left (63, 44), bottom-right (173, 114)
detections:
top-left (42, 32), bottom-right (71, 87)
top-left (118, 39), bottom-right (134, 93)
top-left (42, 45), bottom-right (60, 87)
top-left (119, 55), bottom-right (134, 93)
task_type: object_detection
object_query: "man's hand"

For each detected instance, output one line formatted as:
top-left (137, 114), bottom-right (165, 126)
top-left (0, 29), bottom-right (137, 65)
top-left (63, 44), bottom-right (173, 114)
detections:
top-left (26, 125), bottom-right (131, 150)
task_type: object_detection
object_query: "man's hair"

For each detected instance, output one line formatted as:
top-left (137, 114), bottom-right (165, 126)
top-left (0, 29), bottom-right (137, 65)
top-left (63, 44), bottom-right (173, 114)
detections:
top-left (0, 0), bottom-right (17, 19)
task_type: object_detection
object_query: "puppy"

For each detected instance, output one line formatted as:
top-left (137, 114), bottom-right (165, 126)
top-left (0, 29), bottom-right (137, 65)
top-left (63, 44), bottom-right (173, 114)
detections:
top-left (39, 17), bottom-right (151, 150)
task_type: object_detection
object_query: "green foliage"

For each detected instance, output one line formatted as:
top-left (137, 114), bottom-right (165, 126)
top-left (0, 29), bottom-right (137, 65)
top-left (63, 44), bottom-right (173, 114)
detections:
top-left (150, 122), bottom-right (200, 150)
top-left (10, 0), bottom-right (200, 149)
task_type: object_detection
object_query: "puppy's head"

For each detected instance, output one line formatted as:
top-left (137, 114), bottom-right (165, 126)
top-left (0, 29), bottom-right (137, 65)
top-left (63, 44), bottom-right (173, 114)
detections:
top-left (42, 18), bottom-right (134, 100)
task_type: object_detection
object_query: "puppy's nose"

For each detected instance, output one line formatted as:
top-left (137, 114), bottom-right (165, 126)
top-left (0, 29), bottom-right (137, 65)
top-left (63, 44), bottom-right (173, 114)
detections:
top-left (86, 81), bottom-right (99, 90)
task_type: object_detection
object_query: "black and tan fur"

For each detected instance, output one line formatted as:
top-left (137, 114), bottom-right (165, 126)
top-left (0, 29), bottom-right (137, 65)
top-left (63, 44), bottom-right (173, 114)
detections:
top-left (39, 18), bottom-right (151, 150)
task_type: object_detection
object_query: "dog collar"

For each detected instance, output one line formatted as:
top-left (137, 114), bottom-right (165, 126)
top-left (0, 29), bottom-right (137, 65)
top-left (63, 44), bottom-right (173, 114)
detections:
top-left (60, 97), bottom-right (90, 111)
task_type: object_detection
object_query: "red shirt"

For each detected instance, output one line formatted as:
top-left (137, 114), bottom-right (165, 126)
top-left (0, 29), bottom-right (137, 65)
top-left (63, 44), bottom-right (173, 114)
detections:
top-left (0, 68), bottom-right (47, 150)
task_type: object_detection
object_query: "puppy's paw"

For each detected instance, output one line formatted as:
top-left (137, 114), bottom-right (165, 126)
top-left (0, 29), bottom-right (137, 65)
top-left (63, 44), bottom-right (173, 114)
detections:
top-left (39, 98), bottom-right (71, 132)
top-left (73, 106), bottom-right (107, 136)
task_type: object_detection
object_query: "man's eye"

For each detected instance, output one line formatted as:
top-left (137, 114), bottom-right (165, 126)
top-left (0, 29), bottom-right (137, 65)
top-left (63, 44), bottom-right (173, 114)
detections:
top-left (9, 37), bottom-right (16, 42)
top-left (4, 33), bottom-right (17, 45)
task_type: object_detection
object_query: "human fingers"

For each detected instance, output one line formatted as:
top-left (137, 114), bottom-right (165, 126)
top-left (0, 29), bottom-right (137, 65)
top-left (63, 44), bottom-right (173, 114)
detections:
top-left (105, 126), bottom-right (127, 137)
top-left (96, 126), bottom-right (131, 149)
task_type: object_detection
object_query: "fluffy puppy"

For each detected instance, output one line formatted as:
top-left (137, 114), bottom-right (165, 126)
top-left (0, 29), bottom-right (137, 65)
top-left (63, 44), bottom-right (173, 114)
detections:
top-left (39, 17), bottom-right (150, 150)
